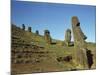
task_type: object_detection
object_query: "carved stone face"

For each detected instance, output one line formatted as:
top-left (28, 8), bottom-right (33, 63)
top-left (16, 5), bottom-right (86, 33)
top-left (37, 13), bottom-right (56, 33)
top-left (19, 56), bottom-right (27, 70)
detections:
top-left (72, 16), bottom-right (79, 26)
top-left (66, 29), bottom-right (71, 33)
top-left (44, 30), bottom-right (50, 35)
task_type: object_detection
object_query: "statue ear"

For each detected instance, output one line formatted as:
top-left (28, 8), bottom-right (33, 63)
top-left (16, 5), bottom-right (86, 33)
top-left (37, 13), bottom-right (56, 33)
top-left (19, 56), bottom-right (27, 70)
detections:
top-left (76, 22), bottom-right (80, 26)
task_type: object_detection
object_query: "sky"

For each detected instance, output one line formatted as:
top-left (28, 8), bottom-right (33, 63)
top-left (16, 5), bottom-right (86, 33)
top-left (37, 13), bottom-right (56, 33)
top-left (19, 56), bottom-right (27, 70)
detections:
top-left (11, 0), bottom-right (96, 42)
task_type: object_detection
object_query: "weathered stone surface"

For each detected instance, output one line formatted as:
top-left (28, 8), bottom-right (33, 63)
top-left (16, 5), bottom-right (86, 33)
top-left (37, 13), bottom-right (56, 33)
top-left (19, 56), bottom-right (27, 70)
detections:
top-left (28, 27), bottom-right (32, 32)
top-left (71, 16), bottom-right (88, 69)
top-left (65, 29), bottom-right (71, 46)
top-left (44, 30), bottom-right (52, 44)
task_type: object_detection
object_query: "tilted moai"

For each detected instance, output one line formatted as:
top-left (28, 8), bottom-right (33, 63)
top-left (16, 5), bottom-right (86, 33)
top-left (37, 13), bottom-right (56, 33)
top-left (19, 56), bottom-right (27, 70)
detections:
top-left (22, 24), bottom-right (25, 30)
top-left (65, 29), bottom-right (71, 46)
top-left (28, 27), bottom-right (32, 32)
top-left (71, 16), bottom-right (88, 69)
top-left (44, 30), bottom-right (52, 44)
top-left (36, 30), bottom-right (39, 35)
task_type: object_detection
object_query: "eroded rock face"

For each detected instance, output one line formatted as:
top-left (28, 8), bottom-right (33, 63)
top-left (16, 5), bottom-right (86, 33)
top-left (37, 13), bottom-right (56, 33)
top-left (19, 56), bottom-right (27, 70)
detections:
top-left (86, 49), bottom-right (93, 69)
top-left (71, 16), bottom-right (88, 69)
top-left (44, 30), bottom-right (52, 44)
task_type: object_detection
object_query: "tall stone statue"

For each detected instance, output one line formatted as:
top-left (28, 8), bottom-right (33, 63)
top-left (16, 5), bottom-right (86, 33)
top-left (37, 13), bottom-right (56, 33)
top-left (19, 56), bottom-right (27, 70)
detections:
top-left (28, 27), bottom-right (32, 32)
top-left (36, 30), bottom-right (39, 35)
top-left (22, 24), bottom-right (25, 30)
top-left (44, 30), bottom-right (52, 44)
top-left (71, 16), bottom-right (88, 69)
top-left (65, 29), bottom-right (71, 46)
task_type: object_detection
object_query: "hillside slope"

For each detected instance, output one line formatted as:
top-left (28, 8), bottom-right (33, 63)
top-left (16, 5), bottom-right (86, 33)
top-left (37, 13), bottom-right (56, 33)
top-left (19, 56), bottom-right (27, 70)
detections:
top-left (11, 24), bottom-right (96, 74)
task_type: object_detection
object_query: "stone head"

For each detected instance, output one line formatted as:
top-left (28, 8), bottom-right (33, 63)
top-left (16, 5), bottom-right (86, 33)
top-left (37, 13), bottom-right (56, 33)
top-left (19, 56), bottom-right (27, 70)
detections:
top-left (72, 16), bottom-right (80, 26)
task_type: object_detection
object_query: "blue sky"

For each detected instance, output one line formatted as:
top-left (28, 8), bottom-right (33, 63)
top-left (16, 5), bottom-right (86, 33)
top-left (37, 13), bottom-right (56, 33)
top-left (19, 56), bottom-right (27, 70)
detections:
top-left (11, 1), bottom-right (96, 42)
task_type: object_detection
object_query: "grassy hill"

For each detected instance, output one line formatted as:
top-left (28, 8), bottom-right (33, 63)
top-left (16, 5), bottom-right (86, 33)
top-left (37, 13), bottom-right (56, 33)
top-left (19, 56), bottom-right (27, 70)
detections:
top-left (11, 24), bottom-right (96, 74)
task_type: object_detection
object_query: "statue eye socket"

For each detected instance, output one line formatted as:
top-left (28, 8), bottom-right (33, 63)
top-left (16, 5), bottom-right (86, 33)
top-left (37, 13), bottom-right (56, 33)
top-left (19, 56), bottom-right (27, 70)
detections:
top-left (76, 23), bottom-right (80, 26)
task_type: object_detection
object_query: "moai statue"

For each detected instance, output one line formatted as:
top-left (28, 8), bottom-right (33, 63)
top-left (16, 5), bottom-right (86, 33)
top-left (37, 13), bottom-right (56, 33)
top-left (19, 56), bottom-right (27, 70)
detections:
top-left (71, 16), bottom-right (88, 69)
top-left (65, 29), bottom-right (71, 46)
top-left (28, 27), bottom-right (32, 32)
top-left (36, 30), bottom-right (39, 35)
top-left (44, 30), bottom-right (52, 44)
top-left (22, 24), bottom-right (25, 30)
